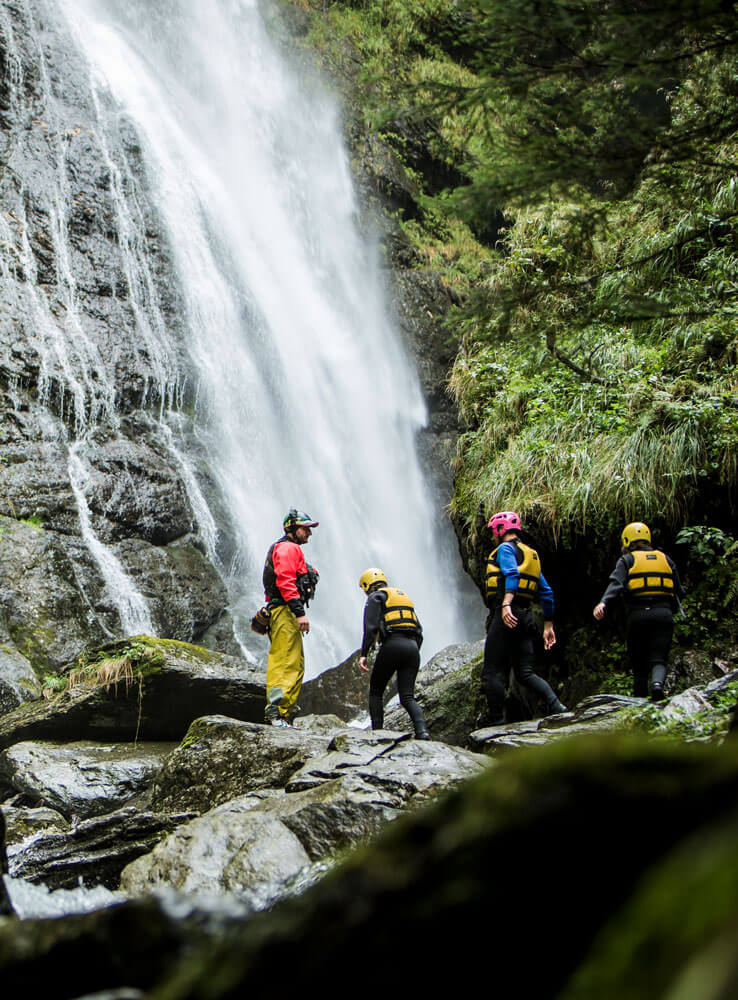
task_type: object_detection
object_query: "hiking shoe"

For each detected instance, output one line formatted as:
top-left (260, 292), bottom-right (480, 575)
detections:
top-left (414, 729), bottom-right (431, 741)
top-left (270, 717), bottom-right (292, 728)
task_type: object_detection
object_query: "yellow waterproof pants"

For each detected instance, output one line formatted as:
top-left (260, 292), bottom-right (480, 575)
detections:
top-left (266, 604), bottom-right (305, 718)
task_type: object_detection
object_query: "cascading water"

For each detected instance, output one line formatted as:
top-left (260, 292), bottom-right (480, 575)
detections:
top-left (29, 0), bottom-right (478, 670)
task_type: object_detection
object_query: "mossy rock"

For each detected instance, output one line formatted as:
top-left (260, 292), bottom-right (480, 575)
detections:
top-left (143, 732), bottom-right (738, 998)
top-left (0, 637), bottom-right (265, 746)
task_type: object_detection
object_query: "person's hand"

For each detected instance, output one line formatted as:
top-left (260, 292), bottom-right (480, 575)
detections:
top-left (501, 604), bottom-right (518, 629)
top-left (543, 622), bottom-right (556, 650)
top-left (593, 603), bottom-right (606, 621)
top-left (296, 615), bottom-right (310, 634)
top-left (359, 656), bottom-right (368, 673)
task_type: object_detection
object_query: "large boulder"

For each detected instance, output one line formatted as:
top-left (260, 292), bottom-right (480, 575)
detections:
top-left (120, 798), bottom-right (312, 905)
top-left (121, 723), bottom-right (487, 906)
top-left (121, 774), bottom-right (401, 905)
top-left (0, 740), bottom-right (175, 820)
top-left (149, 716), bottom-right (330, 815)
top-left (468, 694), bottom-right (641, 753)
top-left (3, 735), bottom-right (738, 998)
top-left (0, 637), bottom-right (265, 747)
top-left (299, 649), bottom-right (369, 721)
top-left (285, 727), bottom-right (488, 801)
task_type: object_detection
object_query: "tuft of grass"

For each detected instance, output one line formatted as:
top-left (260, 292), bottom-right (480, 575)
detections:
top-left (43, 641), bottom-right (165, 701)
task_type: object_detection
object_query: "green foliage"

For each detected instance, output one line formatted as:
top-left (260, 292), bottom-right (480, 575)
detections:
top-left (41, 674), bottom-right (67, 696)
top-left (42, 639), bottom-right (167, 702)
top-left (414, 2), bottom-right (738, 540)
top-left (20, 516), bottom-right (43, 532)
top-left (676, 524), bottom-right (738, 562)
top-left (293, 1), bottom-right (738, 573)
top-left (674, 525), bottom-right (738, 649)
top-left (608, 672), bottom-right (633, 697)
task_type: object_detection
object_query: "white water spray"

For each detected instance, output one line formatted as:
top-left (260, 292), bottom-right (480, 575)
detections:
top-left (51, 0), bottom-right (478, 668)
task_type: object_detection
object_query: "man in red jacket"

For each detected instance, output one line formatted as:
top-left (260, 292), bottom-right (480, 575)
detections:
top-left (262, 508), bottom-right (319, 726)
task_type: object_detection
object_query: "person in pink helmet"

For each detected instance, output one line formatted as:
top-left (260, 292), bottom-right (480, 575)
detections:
top-left (482, 511), bottom-right (566, 725)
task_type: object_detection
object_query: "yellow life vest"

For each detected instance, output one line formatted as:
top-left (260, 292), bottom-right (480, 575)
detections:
top-left (626, 550), bottom-right (674, 599)
top-left (486, 540), bottom-right (541, 601)
top-left (380, 587), bottom-right (420, 631)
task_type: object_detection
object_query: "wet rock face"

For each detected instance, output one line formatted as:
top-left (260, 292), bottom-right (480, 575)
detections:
top-left (0, 645), bottom-right (42, 714)
top-left (0, 516), bottom-right (110, 671)
top-left (150, 717), bottom-right (328, 815)
top-left (7, 805), bottom-right (194, 890)
top-left (0, 3), bottom-right (232, 661)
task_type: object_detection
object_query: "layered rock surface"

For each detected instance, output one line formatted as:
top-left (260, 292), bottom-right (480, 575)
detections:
top-left (0, 638), bottom-right (491, 902)
top-left (1, 730), bottom-right (737, 1000)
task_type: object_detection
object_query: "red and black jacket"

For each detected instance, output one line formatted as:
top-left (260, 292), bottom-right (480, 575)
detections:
top-left (263, 535), bottom-right (312, 617)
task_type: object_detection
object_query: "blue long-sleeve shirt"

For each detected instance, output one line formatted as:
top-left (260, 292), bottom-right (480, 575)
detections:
top-left (496, 540), bottom-right (555, 619)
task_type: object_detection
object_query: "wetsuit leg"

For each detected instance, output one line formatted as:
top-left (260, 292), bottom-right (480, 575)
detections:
top-left (511, 606), bottom-right (563, 713)
top-left (368, 644), bottom-right (397, 730)
top-left (391, 635), bottom-right (428, 735)
top-left (482, 609), bottom-right (513, 723)
top-left (627, 607), bottom-right (673, 698)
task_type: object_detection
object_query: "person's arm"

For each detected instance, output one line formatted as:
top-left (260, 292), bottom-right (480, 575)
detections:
top-left (359, 592), bottom-right (385, 671)
top-left (497, 543), bottom-right (521, 628)
top-left (361, 592), bottom-right (384, 656)
top-left (593, 556), bottom-right (629, 619)
top-left (497, 542), bottom-right (521, 601)
top-left (536, 570), bottom-right (556, 649)
top-left (537, 571), bottom-right (555, 620)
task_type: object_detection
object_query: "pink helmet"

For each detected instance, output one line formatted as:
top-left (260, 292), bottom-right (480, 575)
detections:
top-left (488, 511), bottom-right (521, 539)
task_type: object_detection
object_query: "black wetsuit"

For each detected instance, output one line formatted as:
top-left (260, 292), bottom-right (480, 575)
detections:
top-left (598, 546), bottom-right (684, 697)
top-left (482, 539), bottom-right (562, 724)
top-left (482, 600), bottom-right (562, 723)
top-left (361, 590), bottom-right (427, 736)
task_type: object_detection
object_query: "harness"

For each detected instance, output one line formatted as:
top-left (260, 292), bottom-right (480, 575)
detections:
top-left (486, 540), bottom-right (541, 602)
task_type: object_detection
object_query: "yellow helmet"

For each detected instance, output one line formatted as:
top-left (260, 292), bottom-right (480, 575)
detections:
top-left (359, 567), bottom-right (388, 592)
top-left (621, 522), bottom-right (651, 549)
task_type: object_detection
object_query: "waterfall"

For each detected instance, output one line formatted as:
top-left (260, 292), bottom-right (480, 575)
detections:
top-left (38, 0), bottom-right (477, 670)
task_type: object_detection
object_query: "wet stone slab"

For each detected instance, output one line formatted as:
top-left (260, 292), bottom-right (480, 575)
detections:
top-left (0, 741), bottom-right (176, 819)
